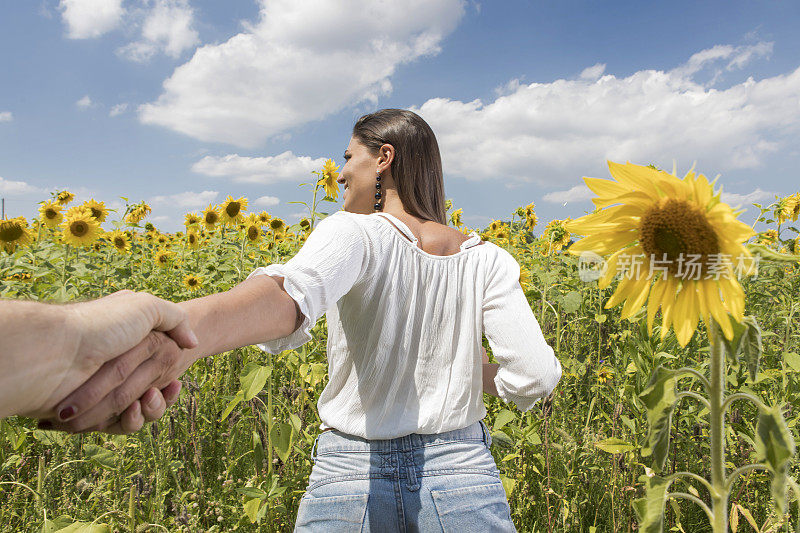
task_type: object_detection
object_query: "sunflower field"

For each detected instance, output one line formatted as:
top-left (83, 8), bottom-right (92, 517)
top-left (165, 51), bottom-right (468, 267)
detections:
top-left (1, 160), bottom-right (799, 532)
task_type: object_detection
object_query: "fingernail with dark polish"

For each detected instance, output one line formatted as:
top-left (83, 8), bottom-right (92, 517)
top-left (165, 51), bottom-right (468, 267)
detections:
top-left (38, 421), bottom-right (53, 430)
top-left (58, 406), bottom-right (75, 421)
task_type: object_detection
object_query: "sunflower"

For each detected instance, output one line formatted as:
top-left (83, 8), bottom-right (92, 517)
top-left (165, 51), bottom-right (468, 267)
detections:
top-left (220, 195), bottom-right (248, 225)
top-left (564, 161), bottom-right (756, 347)
top-left (184, 212), bottom-right (201, 227)
top-left (596, 365), bottom-right (615, 385)
top-left (757, 229), bottom-right (778, 246)
top-left (156, 234), bottom-right (169, 246)
top-left (108, 231), bottom-right (130, 253)
top-left (56, 190), bottom-right (75, 205)
top-left (186, 230), bottom-right (200, 249)
top-left (493, 225), bottom-right (511, 241)
top-left (39, 201), bottom-right (63, 228)
top-left (125, 202), bottom-right (151, 224)
top-left (776, 193), bottom-right (800, 224)
top-left (269, 217), bottom-right (285, 232)
top-left (257, 211), bottom-right (271, 225)
top-left (519, 265), bottom-right (532, 292)
top-left (489, 220), bottom-right (502, 232)
top-left (523, 202), bottom-right (538, 230)
top-left (318, 158), bottom-right (340, 201)
top-left (450, 208), bottom-right (463, 228)
top-left (0, 217), bottom-right (33, 254)
top-left (202, 205), bottom-right (220, 231)
top-left (299, 218), bottom-right (311, 232)
top-left (154, 249), bottom-right (174, 268)
top-left (82, 199), bottom-right (108, 222)
top-left (183, 274), bottom-right (203, 292)
top-left (244, 212), bottom-right (260, 225)
top-left (61, 209), bottom-right (101, 247)
top-left (540, 218), bottom-right (571, 255)
top-left (245, 223), bottom-right (262, 244)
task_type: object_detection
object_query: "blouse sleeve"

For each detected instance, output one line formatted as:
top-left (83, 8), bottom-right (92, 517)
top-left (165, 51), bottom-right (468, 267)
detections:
top-left (482, 249), bottom-right (562, 411)
top-left (247, 211), bottom-right (368, 354)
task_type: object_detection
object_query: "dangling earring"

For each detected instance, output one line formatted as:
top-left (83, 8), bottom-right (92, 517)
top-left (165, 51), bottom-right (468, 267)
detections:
top-left (373, 170), bottom-right (382, 212)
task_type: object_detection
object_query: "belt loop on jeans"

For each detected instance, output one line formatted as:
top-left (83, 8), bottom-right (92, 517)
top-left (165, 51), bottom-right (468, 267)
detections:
top-left (480, 420), bottom-right (493, 448)
top-left (310, 434), bottom-right (320, 462)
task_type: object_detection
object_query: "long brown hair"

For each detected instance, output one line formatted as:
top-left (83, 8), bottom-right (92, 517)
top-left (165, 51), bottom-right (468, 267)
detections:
top-left (352, 109), bottom-right (446, 225)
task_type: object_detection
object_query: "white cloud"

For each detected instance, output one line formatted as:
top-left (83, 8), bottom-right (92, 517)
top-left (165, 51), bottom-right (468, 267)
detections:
top-left (254, 195), bottom-right (280, 207)
top-left (59, 0), bottom-right (124, 39)
top-left (0, 176), bottom-right (45, 195)
top-left (0, 111), bottom-right (12, 122)
top-left (76, 95), bottom-right (94, 109)
top-left (542, 184), bottom-right (594, 204)
top-left (579, 63), bottom-right (605, 81)
top-left (410, 41), bottom-right (800, 189)
top-left (150, 190), bottom-right (219, 208)
top-left (117, 0), bottom-right (199, 62)
top-left (191, 151), bottom-right (327, 184)
top-left (721, 187), bottom-right (775, 208)
top-left (109, 103), bottom-right (128, 117)
top-left (139, 0), bottom-right (466, 147)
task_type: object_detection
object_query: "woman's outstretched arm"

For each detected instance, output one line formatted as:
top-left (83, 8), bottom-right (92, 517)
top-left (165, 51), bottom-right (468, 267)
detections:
top-left (46, 274), bottom-right (301, 433)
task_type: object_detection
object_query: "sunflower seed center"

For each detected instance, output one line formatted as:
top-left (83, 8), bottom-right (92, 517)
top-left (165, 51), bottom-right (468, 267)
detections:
top-left (639, 198), bottom-right (719, 278)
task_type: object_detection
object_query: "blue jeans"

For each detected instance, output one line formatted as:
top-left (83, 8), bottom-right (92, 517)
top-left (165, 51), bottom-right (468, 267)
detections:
top-left (294, 420), bottom-right (517, 532)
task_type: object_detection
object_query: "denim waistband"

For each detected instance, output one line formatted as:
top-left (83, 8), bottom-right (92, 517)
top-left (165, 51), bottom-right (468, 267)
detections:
top-left (310, 420), bottom-right (492, 461)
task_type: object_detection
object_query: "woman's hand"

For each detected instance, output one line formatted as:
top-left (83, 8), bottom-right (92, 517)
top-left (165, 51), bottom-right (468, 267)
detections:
top-left (481, 346), bottom-right (489, 364)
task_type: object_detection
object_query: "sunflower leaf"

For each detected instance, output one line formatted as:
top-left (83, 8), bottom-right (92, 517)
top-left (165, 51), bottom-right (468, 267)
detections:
top-left (632, 473), bottom-right (669, 533)
top-left (754, 404), bottom-right (796, 515)
top-left (240, 363), bottom-right (272, 401)
top-left (638, 366), bottom-right (678, 472)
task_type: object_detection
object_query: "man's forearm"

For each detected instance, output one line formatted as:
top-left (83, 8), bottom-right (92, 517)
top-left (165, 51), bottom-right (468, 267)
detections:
top-left (0, 301), bottom-right (77, 417)
top-left (483, 362), bottom-right (499, 398)
top-left (178, 274), bottom-right (300, 364)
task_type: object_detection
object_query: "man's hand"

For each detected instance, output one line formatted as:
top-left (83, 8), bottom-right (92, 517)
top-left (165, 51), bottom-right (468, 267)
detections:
top-left (43, 330), bottom-right (194, 433)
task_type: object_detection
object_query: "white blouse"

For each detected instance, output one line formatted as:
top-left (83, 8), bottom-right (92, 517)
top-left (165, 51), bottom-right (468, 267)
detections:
top-left (247, 210), bottom-right (562, 439)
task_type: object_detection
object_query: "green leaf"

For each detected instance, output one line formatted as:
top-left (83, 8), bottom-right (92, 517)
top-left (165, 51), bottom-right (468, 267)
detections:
top-left (783, 352), bottom-right (800, 373)
top-left (754, 404), bottom-right (796, 515)
top-left (235, 487), bottom-right (267, 499)
top-left (82, 444), bottom-right (118, 470)
top-left (45, 517), bottom-right (110, 533)
top-left (738, 316), bottom-right (763, 382)
top-left (243, 498), bottom-right (262, 523)
top-left (560, 291), bottom-right (583, 314)
top-left (632, 474), bottom-right (669, 533)
top-left (594, 437), bottom-right (635, 454)
top-left (638, 366), bottom-right (678, 472)
top-left (220, 390), bottom-right (244, 422)
top-left (493, 409), bottom-right (516, 431)
top-left (240, 363), bottom-right (272, 401)
top-left (270, 422), bottom-right (294, 464)
top-left (490, 430), bottom-right (514, 448)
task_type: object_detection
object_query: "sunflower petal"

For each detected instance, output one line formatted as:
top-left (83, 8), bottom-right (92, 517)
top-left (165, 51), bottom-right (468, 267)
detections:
top-left (646, 276), bottom-right (667, 336)
top-left (620, 274), bottom-right (652, 320)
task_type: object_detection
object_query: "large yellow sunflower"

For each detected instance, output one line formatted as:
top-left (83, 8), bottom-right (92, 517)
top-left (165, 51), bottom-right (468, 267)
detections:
top-left (154, 249), bottom-right (174, 268)
top-left (202, 205), bottom-right (220, 231)
top-left (39, 201), bottom-right (63, 228)
top-left (220, 195), bottom-right (248, 225)
top-left (184, 212), bottom-right (201, 227)
top-left (258, 211), bottom-right (271, 225)
top-left (183, 274), bottom-right (203, 292)
top-left (186, 230), bottom-right (200, 249)
top-left (0, 217), bottom-right (33, 254)
top-left (82, 199), bottom-right (108, 222)
top-left (269, 217), bottom-right (285, 233)
top-left (245, 223), bottom-right (263, 244)
top-left (61, 209), bottom-right (101, 247)
top-left (564, 161), bottom-right (756, 347)
top-left (108, 231), bottom-right (130, 253)
top-left (318, 158), bottom-right (340, 201)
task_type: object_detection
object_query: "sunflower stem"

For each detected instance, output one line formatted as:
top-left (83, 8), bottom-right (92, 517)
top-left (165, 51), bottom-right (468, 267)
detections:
top-left (309, 172), bottom-right (321, 232)
top-left (708, 321), bottom-right (729, 532)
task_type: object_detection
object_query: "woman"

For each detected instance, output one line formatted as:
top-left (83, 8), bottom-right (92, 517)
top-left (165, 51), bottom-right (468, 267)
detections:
top-left (48, 108), bottom-right (562, 531)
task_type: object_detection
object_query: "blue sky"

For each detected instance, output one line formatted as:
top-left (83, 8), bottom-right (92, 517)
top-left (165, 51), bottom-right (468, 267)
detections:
top-left (1, 0), bottom-right (799, 232)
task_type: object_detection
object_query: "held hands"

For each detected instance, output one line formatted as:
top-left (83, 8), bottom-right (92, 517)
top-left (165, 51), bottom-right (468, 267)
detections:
top-left (481, 346), bottom-right (489, 364)
top-left (27, 290), bottom-right (199, 434)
